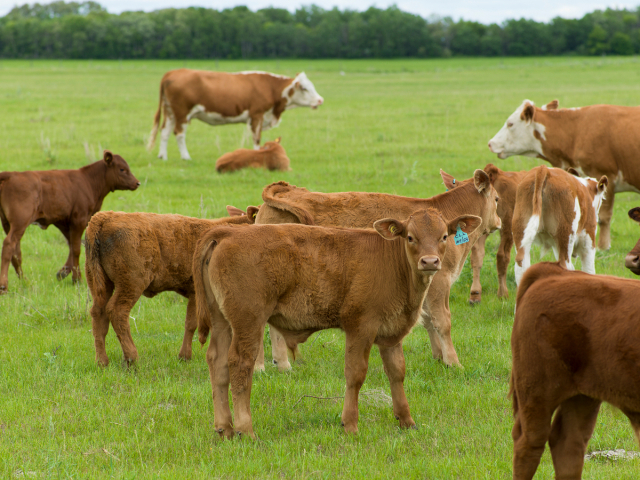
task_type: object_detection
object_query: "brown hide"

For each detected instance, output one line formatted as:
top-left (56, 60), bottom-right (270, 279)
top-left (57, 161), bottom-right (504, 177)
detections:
top-left (193, 210), bottom-right (482, 438)
top-left (0, 151), bottom-right (139, 293)
top-left (625, 207), bottom-right (640, 274)
top-left (511, 262), bottom-right (640, 479)
top-left (255, 174), bottom-right (501, 367)
top-left (216, 138), bottom-right (290, 173)
top-left (84, 209), bottom-right (254, 366)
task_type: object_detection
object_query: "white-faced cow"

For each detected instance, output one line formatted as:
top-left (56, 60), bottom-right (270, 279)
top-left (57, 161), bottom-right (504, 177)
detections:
top-left (488, 99), bottom-right (640, 250)
top-left (147, 69), bottom-right (324, 160)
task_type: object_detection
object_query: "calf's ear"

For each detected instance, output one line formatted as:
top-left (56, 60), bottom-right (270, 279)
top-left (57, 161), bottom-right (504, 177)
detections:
top-left (597, 176), bottom-right (608, 193)
top-left (473, 169), bottom-right (491, 195)
top-left (520, 103), bottom-right (535, 122)
top-left (275, 137), bottom-right (281, 144)
top-left (544, 100), bottom-right (559, 110)
top-left (566, 167), bottom-right (580, 177)
top-left (483, 163), bottom-right (500, 184)
top-left (374, 218), bottom-right (405, 240)
top-left (440, 169), bottom-right (457, 190)
top-left (447, 215), bottom-right (482, 236)
top-left (246, 206), bottom-right (260, 223)
top-left (226, 205), bottom-right (246, 217)
top-left (103, 150), bottom-right (114, 164)
top-left (628, 207), bottom-right (640, 223)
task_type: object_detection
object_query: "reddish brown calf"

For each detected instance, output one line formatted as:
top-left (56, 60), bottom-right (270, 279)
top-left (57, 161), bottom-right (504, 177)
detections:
top-left (216, 137), bottom-right (290, 173)
top-left (625, 207), bottom-right (640, 274)
top-left (511, 262), bottom-right (640, 479)
top-left (0, 151), bottom-right (139, 293)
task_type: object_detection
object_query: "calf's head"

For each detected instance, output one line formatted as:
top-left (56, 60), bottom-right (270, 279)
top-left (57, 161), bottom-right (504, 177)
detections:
top-left (374, 209), bottom-right (482, 274)
top-left (626, 207), bottom-right (640, 275)
top-left (488, 100), bottom-right (551, 159)
top-left (286, 72), bottom-right (324, 109)
top-left (262, 137), bottom-right (282, 150)
top-left (103, 150), bottom-right (140, 191)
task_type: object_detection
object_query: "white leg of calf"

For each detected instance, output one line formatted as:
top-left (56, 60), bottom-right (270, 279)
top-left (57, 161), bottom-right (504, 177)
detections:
top-left (176, 124), bottom-right (191, 160)
top-left (514, 246), bottom-right (531, 286)
top-left (158, 119), bottom-right (174, 160)
top-left (579, 240), bottom-right (597, 275)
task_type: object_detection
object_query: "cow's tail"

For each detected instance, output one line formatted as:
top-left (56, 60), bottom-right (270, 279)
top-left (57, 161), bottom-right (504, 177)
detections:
top-left (532, 166), bottom-right (548, 220)
top-left (193, 230), bottom-right (220, 345)
top-left (509, 371), bottom-right (518, 417)
top-left (84, 214), bottom-right (110, 305)
top-left (0, 172), bottom-right (11, 192)
top-left (261, 181), bottom-right (316, 225)
top-left (146, 81), bottom-right (164, 151)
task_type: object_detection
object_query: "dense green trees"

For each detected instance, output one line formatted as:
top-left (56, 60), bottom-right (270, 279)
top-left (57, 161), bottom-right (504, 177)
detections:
top-left (1, 2), bottom-right (640, 59)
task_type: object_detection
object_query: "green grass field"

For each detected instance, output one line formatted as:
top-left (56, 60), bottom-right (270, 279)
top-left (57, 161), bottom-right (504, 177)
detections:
top-left (1, 57), bottom-right (640, 479)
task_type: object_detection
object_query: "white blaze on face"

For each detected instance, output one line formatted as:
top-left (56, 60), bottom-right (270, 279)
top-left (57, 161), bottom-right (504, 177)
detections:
top-left (284, 72), bottom-right (324, 109)
top-left (488, 100), bottom-right (546, 159)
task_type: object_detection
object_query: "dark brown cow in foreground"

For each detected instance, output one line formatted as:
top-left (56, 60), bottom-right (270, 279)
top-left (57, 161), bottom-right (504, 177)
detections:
top-left (147, 69), bottom-right (323, 160)
top-left (489, 99), bottom-right (640, 250)
top-left (216, 137), bottom-right (290, 173)
top-left (0, 151), bottom-right (139, 293)
top-left (254, 173), bottom-right (501, 369)
top-left (511, 262), bottom-right (640, 480)
top-left (442, 164), bottom-right (527, 303)
top-left (625, 207), bottom-right (640, 274)
top-left (84, 206), bottom-right (258, 366)
top-left (194, 210), bottom-right (482, 438)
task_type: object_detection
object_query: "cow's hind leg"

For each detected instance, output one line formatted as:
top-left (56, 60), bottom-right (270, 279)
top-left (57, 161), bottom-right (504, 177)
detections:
top-left (379, 342), bottom-right (415, 429)
top-left (0, 222), bottom-right (28, 293)
top-left (105, 286), bottom-right (143, 365)
top-left (89, 277), bottom-right (115, 366)
top-left (2, 217), bottom-right (22, 278)
top-left (497, 225), bottom-right (514, 298)
top-left (158, 109), bottom-right (175, 160)
top-left (469, 234), bottom-right (487, 304)
top-left (597, 181), bottom-right (615, 251)
top-left (206, 308), bottom-right (234, 439)
top-left (421, 276), bottom-right (461, 367)
top-left (175, 121), bottom-right (191, 161)
top-left (548, 395), bottom-right (601, 480)
top-left (512, 402), bottom-right (553, 480)
top-left (179, 294), bottom-right (197, 361)
top-left (269, 325), bottom-right (292, 371)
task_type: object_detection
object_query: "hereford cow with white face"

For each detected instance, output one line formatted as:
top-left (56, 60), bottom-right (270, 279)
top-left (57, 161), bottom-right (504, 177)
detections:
top-left (147, 69), bottom-right (324, 161)
top-left (488, 99), bottom-right (640, 250)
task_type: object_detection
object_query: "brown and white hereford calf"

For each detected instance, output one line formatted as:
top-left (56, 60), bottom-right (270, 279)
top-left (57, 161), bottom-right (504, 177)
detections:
top-left (511, 262), bottom-right (640, 480)
top-left (84, 206), bottom-right (258, 366)
top-left (489, 99), bottom-right (640, 250)
top-left (0, 151), bottom-right (139, 293)
top-left (194, 210), bottom-right (482, 438)
top-left (254, 172), bottom-right (501, 369)
top-left (442, 164), bottom-right (527, 303)
top-left (512, 166), bottom-right (607, 286)
top-left (215, 137), bottom-right (290, 173)
top-left (625, 207), bottom-right (640, 274)
top-left (147, 69), bottom-right (323, 160)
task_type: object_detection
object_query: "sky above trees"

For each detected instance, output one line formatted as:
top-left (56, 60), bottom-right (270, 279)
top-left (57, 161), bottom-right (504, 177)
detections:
top-left (0, 0), bottom-right (636, 23)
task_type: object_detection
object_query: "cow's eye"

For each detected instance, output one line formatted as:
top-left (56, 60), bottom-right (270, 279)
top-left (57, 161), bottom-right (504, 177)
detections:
top-left (120, 168), bottom-right (125, 173)
top-left (407, 235), bottom-right (414, 243)
top-left (507, 122), bottom-right (513, 128)
top-left (442, 235), bottom-right (448, 242)
top-left (495, 196), bottom-right (499, 203)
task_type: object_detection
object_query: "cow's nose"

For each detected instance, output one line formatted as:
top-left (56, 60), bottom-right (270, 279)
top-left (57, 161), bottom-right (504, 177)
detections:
top-left (318, 97), bottom-right (324, 105)
top-left (625, 253), bottom-right (640, 272)
top-left (137, 181), bottom-right (141, 186)
top-left (419, 256), bottom-right (440, 272)
top-left (488, 141), bottom-right (493, 151)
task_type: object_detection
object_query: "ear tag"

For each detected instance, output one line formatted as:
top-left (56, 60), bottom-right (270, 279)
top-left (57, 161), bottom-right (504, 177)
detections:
top-left (454, 225), bottom-right (469, 245)
top-left (389, 225), bottom-right (397, 234)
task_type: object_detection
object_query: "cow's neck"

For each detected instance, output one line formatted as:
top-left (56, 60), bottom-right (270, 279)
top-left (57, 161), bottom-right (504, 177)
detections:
top-left (271, 76), bottom-right (295, 116)
top-left (79, 161), bottom-right (112, 213)
top-left (386, 239), bottom-right (433, 316)
top-left (534, 109), bottom-right (581, 168)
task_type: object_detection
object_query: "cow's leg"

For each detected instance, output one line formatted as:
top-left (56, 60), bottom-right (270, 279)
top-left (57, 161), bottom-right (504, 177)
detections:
top-left (378, 342), bottom-right (415, 429)
top-left (496, 225), bottom-right (514, 298)
top-left (206, 309), bottom-right (234, 439)
top-left (254, 331), bottom-right (266, 373)
top-left (68, 224), bottom-right (85, 283)
top-left (623, 410), bottom-right (640, 447)
top-left (175, 121), bottom-right (191, 161)
top-left (513, 228), bottom-right (531, 287)
top-left (548, 395), bottom-right (601, 480)
top-left (512, 401), bottom-right (553, 480)
top-left (105, 286), bottom-right (143, 365)
top-left (420, 306), bottom-right (443, 362)
top-left (556, 231), bottom-right (574, 271)
top-left (55, 225), bottom-right (73, 280)
top-left (158, 112), bottom-right (175, 160)
top-left (269, 325), bottom-right (291, 371)
top-left (577, 238), bottom-right (597, 275)
top-left (0, 222), bottom-right (28, 293)
top-left (341, 325), bottom-right (376, 434)
top-left (597, 182), bottom-right (615, 250)
top-left (179, 294), bottom-right (197, 361)
top-left (421, 275), bottom-right (460, 367)
top-left (469, 234), bottom-right (487, 304)
top-left (250, 116), bottom-right (263, 150)
top-left (89, 276), bottom-right (115, 367)
top-left (2, 217), bottom-right (23, 278)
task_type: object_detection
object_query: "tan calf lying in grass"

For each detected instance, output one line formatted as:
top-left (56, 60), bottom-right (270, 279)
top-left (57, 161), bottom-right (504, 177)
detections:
top-left (511, 262), bottom-right (640, 480)
top-left (194, 209), bottom-right (482, 438)
top-left (254, 170), bottom-right (500, 369)
top-left (215, 137), bottom-right (290, 173)
top-left (84, 205), bottom-right (258, 366)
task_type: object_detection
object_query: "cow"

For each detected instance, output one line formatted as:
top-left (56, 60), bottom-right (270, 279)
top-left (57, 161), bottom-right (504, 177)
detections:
top-left (488, 99), bottom-right (640, 251)
top-left (193, 209), bottom-right (482, 438)
top-left (0, 151), bottom-right (139, 294)
top-left (253, 172), bottom-right (501, 370)
top-left (146, 69), bottom-right (324, 161)
top-left (84, 205), bottom-right (258, 366)
top-left (512, 165), bottom-right (607, 286)
top-left (215, 137), bottom-right (290, 173)
top-left (510, 262), bottom-right (640, 480)
top-left (625, 207), bottom-right (640, 274)
top-left (442, 164), bottom-right (527, 304)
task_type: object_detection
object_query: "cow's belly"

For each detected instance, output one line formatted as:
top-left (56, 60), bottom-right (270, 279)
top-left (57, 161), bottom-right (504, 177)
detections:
top-left (613, 171), bottom-right (640, 194)
top-left (187, 105), bottom-right (249, 126)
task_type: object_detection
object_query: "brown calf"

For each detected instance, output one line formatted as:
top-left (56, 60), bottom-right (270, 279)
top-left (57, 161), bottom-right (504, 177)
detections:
top-left (0, 151), bottom-right (139, 293)
top-left (84, 206), bottom-right (257, 366)
top-left (444, 164), bottom-right (527, 303)
top-left (216, 137), bottom-right (290, 173)
top-left (625, 207), bottom-right (640, 274)
top-left (194, 210), bottom-right (482, 438)
top-left (511, 262), bottom-right (640, 480)
top-left (254, 172), bottom-right (501, 368)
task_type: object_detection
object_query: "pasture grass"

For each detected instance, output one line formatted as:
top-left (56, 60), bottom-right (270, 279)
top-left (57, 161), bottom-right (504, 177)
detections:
top-left (1, 56), bottom-right (640, 478)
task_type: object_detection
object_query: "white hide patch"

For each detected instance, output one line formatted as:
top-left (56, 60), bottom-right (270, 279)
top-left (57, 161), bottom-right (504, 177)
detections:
top-left (187, 105), bottom-right (250, 126)
top-left (262, 107), bottom-right (281, 130)
top-left (235, 70), bottom-right (289, 80)
top-left (488, 100), bottom-right (546, 159)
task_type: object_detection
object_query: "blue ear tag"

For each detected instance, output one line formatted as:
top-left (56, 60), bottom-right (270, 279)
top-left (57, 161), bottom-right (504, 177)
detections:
top-left (454, 225), bottom-right (469, 245)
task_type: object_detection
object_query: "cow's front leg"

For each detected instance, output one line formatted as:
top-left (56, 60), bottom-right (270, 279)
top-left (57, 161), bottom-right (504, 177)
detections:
top-left (469, 234), bottom-right (487, 304)
top-left (175, 122), bottom-right (191, 160)
top-left (250, 116), bottom-right (263, 150)
top-left (421, 276), bottom-right (461, 367)
top-left (68, 225), bottom-right (85, 283)
top-left (378, 342), bottom-right (415, 429)
top-left (158, 114), bottom-right (175, 160)
top-left (56, 226), bottom-right (73, 280)
top-left (597, 181), bottom-right (615, 250)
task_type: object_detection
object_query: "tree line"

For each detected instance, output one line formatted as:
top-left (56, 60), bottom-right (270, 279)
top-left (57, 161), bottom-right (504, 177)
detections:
top-left (2, 1), bottom-right (640, 59)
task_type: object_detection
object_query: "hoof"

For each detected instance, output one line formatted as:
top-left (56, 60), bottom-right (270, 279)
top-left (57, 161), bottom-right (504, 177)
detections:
top-left (0, 286), bottom-right (7, 295)
top-left (468, 298), bottom-right (481, 306)
top-left (273, 359), bottom-right (292, 372)
top-left (56, 268), bottom-right (70, 281)
top-left (178, 352), bottom-right (192, 362)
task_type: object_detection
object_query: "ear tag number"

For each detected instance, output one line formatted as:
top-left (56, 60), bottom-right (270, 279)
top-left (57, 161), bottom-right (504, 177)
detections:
top-left (454, 225), bottom-right (469, 245)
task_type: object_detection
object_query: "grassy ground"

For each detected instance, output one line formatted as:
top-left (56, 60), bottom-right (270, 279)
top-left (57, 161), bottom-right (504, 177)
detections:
top-left (1, 57), bottom-right (640, 478)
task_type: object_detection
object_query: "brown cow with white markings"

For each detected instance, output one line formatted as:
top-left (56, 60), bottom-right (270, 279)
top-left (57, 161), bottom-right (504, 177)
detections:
top-left (147, 69), bottom-right (323, 160)
top-left (216, 137), bottom-right (290, 173)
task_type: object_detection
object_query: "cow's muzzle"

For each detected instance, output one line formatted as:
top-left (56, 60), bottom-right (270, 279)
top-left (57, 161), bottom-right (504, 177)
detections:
top-left (418, 256), bottom-right (441, 272)
top-left (625, 253), bottom-right (640, 274)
